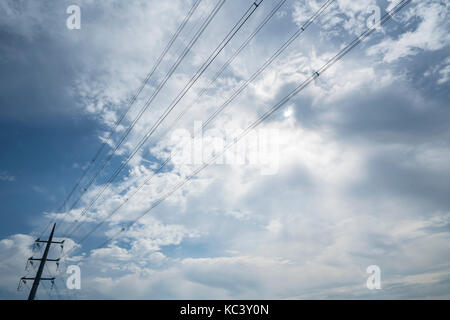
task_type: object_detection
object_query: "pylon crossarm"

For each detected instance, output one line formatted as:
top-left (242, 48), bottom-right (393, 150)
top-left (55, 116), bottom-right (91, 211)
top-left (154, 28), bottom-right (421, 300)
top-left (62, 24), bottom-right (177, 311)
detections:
top-left (28, 257), bottom-right (60, 262)
top-left (21, 277), bottom-right (55, 281)
top-left (35, 240), bottom-right (65, 244)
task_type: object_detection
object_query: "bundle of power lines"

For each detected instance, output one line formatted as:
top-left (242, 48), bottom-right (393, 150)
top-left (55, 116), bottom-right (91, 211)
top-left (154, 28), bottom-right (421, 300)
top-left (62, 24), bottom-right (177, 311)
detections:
top-left (33, 0), bottom-right (412, 288)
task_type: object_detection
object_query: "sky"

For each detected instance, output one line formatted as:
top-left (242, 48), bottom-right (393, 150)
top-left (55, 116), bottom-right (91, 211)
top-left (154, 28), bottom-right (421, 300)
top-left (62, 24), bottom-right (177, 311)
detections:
top-left (0, 0), bottom-right (449, 299)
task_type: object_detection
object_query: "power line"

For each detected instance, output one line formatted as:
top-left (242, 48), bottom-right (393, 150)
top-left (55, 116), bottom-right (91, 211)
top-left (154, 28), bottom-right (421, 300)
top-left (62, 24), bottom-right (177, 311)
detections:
top-left (64, 0), bottom-right (263, 237)
top-left (67, 0), bottom-right (334, 244)
top-left (162, 0), bottom-right (288, 138)
top-left (62, 0), bottom-right (412, 260)
top-left (37, 0), bottom-right (204, 239)
top-left (59, 0), bottom-right (227, 234)
top-left (86, 0), bottom-right (413, 252)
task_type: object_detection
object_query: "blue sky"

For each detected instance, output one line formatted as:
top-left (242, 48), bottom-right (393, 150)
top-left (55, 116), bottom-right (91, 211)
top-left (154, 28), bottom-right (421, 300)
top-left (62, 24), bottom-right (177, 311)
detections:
top-left (0, 0), bottom-right (449, 299)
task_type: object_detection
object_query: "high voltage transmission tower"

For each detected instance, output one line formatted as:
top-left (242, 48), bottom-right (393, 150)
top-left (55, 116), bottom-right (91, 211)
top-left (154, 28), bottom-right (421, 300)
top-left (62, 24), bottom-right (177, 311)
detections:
top-left (19, 223), bottom-right (64, 300)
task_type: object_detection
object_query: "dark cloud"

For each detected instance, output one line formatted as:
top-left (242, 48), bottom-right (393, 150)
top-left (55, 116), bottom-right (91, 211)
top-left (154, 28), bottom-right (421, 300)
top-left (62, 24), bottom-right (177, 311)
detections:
top-left (349, 150), bottom-right (450, 211)
top-left (0, 30), bottom-right (83, 121)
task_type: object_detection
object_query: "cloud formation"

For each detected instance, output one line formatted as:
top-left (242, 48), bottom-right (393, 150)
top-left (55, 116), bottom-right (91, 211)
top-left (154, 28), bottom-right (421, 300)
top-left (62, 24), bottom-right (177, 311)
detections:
top-left (0, 0), bottom-right (449, 299)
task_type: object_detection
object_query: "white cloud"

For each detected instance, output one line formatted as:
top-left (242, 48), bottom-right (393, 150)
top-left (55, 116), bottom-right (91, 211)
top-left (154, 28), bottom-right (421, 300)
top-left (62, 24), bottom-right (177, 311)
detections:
top-left (367, 1), bottom-right (450, 62)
